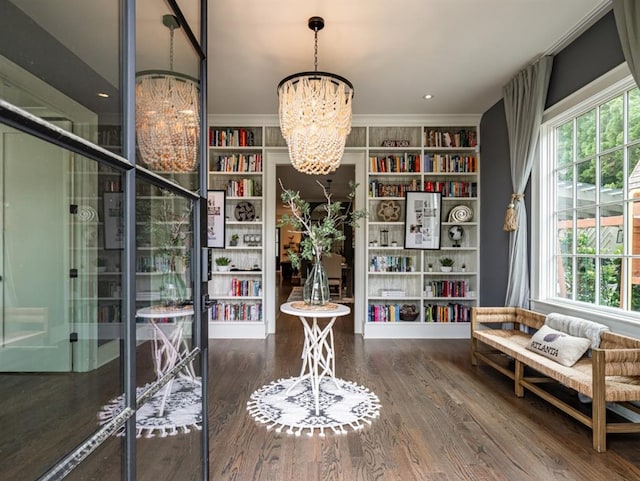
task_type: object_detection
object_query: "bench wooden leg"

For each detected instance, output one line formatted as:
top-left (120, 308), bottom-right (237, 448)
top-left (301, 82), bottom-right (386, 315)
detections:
top-left (515, 359), bottom-right (524, 398)
top-left (592, 350), bottom-right (606, 452)
top-left (471, 337), bottom-right (478, 366)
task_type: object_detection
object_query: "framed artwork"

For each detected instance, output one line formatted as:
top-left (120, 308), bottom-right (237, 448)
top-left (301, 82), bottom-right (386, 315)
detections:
top-left (207, 190), bottom-right (226, 248)
top-left (403, 191), bottom-right (441, 250)
top-left (103, 192), bottom-right (124, 250)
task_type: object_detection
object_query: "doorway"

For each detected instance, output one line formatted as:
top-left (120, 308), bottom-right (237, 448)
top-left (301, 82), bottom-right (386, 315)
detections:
top-left (273, 163), bottom-right (357, 333)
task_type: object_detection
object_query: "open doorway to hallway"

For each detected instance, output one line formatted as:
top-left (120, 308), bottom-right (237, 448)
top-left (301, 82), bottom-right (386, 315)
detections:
top-left (275, 165), bottom-right (356, 332)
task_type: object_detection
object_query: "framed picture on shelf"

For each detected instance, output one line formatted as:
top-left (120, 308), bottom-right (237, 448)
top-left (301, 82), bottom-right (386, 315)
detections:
top-left (207, 190), bottom-right (226, 248)
top-left (403, 191), bottom-right (441, 250)
top-left (103, 192), bottom-right (123, 250)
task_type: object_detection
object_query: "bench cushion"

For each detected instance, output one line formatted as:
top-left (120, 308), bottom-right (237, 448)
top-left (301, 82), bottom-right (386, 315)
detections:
top-left (474, 328), bottom-right (640, 402)
top-left (527, 325), bottom-right (591, 367)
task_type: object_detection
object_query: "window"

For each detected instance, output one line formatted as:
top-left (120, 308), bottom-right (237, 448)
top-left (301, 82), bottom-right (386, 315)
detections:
top-left (539, 74), bottom-right (640, 318)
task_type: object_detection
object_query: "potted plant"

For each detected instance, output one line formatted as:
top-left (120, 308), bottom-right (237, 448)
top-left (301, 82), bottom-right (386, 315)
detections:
top-left (97, 257), bottom-right (108, 273)
top-left (215, 256), bottom-right (232, 271)
top-left (427, 263), bottom-right (433, 272)
top-left (279, 179), bottom-right (366, 306)
top-left (229, 234), bottom-right (239, 246)
top-left (461, 263), bottom-right (467, 272)
top-left (439, 257), bottom-right (455, 272)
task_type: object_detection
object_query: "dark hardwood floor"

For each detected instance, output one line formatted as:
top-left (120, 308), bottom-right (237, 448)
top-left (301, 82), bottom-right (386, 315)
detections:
top-left (208, 284), bottom-right (640, 481)
top-left (3, 281), bottom-right (640, 480)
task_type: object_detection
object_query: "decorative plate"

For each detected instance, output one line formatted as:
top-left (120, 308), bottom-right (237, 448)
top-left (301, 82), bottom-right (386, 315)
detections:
top-left (377, 200), bottom-right (401, 222)
top-left (234, 201), bottom-right (256, 221)
top-left (448, 205), bottom-right (473, 223)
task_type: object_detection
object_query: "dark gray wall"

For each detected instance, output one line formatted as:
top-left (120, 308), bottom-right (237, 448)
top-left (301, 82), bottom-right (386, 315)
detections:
top-left (479, 10), bottom-right (625, 306)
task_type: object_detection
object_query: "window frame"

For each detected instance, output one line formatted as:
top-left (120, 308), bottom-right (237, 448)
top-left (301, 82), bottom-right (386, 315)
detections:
top-left (533, 63), bottom-right (640, 333)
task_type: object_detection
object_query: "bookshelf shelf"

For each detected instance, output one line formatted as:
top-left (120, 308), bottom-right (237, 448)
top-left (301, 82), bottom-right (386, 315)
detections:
top-left (365, 124), bottom-right (479, 338)
top-left (208, 126), bottom-right (266, 337)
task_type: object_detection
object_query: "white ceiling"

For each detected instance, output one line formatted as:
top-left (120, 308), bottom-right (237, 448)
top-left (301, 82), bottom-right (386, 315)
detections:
top-left (10, 0), bottom-right (611, 117)
top-left (208, 0), bottom-right (610, 116)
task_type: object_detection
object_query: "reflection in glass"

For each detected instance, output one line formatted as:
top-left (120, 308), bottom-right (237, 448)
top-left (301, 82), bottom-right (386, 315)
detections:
top-left (1, 1), bottom-right (121, 148)
top-left (0, 126), bottom-right (124, 479)
top-left (136, 3), bottom-right (201, 192)
top-left (133, 181), bottom-right (202, 480)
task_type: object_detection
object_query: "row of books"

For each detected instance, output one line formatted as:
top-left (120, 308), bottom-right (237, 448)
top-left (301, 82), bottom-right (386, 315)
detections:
top-left (136, 254), bottom-right (177, 273)
top-left (370, 154), bottom-right (421, 173)
top-left (368, 179), bottom-right (420, 197)
top-left (209, 128), bottom-right (257, 147)
top-left (425, 280), bottom-right (469, 298)
top-left (423, 154), bottom-right (478, 173)
top-left (228, 278), bottom-right (261, 297)
top-left (424, 129), bottom-right (477, 148)
top-left (226, 178), bottom-right (260, 197)
top-left (210, 301), bottom-right (262, 321)
top-left (98, 305), bottom-right (121, 323)
top-left (369, 256), bottom-right (415, 272)
top-left (212, 154), bottom-right (263, 172)
top-left (368, 303), bottom-right (414, 323)
top-left (424, 303), bottom-right (471, 323)
top-left (423, 181), bottom-right (478, 197)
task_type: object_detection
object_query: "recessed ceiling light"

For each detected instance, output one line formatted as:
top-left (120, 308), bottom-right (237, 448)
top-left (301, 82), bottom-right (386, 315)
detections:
top-left (97, 92), bottom-right (110, 98)
top-left (423, 94), bottom-right (433, 100)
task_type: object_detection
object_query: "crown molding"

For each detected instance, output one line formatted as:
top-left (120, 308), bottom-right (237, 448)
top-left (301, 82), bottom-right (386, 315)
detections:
top-left (208, 113), bottom-right (481, 127)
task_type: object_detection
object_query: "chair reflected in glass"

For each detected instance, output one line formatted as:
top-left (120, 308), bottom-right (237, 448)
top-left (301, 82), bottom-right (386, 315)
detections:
top-left (322, 255), bottom-right (343, 299)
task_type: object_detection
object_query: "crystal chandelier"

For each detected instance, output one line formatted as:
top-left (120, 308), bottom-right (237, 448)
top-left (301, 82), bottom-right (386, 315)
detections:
top-left (278, 17), bottom-right (354, 176)
top-left (136, 15), bottom-right (200, 172)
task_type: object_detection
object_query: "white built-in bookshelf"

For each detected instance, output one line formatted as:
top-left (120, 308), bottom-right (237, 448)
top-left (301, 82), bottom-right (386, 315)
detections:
top-left (208, 127), bottom-right (266, 338)
top-left (364, 125), bottom-right (479, 339)
top-left (206, 120), bottom-right (480, 339)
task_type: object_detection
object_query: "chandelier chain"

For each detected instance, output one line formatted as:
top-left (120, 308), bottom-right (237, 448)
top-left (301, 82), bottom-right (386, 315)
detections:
top-left (169, 24), bottom-right (175, 71)
top-left (314, 28), bottom-right (318, 72)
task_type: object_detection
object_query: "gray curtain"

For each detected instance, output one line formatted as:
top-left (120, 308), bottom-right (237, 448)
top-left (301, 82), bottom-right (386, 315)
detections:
top-left (503, 56), bottom-right (553, 307)
top-left (613, 0), bottom-right (640, 87)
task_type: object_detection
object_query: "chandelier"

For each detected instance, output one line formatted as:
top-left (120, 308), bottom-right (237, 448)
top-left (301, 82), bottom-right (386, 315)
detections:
top-left (277, 17), bottom-right (354, 175)
top-left (136, 14), bottom-right (200, 172)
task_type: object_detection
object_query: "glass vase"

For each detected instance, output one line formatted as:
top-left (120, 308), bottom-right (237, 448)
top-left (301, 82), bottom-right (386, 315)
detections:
top-left (303, 259), bottom-right (330, 306)
top-left (160, 270), bottom-right (187, 307)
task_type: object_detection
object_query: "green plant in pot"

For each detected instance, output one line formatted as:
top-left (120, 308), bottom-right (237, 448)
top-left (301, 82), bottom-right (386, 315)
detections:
top-left (215, 256), bottom-right (232, 271)
top-left (278, 179), bottom-right (366, 306)
top-left (229, 234), bottom-right (239, 246)
top-left (439, 257), bottom-right (455, 272)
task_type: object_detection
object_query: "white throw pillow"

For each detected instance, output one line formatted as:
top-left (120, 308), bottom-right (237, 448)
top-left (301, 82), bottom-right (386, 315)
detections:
top-left (526, 325), bottom-right (591, 367)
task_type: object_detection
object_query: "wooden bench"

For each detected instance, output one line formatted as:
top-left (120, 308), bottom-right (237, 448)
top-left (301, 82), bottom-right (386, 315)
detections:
top-left (471, 306), bottom-right (640, 452)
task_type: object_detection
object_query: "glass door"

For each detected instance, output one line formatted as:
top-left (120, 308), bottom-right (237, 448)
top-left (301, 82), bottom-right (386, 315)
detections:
top-left (0, 123), bottom-right (72, 371)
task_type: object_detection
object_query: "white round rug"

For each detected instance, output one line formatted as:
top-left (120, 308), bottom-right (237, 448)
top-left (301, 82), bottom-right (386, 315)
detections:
top-left (98, 377), bottom-right (202, 438)
top-left (247, 377), bottom-right (381, 437)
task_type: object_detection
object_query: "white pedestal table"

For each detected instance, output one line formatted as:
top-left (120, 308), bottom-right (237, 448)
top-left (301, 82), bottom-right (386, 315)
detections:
top-left (280, 301), bottom-right (351, 415)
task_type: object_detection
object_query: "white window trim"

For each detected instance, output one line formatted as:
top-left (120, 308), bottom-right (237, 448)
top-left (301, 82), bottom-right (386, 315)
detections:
top-left (532, 63), bottom-right (640, 338)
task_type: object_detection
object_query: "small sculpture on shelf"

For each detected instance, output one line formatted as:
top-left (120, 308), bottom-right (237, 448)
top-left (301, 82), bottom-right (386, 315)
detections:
top-left (448, 225), bottom-right (465, 247)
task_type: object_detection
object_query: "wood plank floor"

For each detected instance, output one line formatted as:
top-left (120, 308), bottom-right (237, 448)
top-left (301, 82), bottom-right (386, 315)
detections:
top-left (3, 282), bottom-right (640, 480)
top-left (208, 288), bottom-right (640, 481)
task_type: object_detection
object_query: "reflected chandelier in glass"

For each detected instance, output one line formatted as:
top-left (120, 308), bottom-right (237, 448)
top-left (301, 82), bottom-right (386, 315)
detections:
top-left (277, 17), bottom-right (354, 176)
top-left (136, 14), bottom-right (200, 172)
